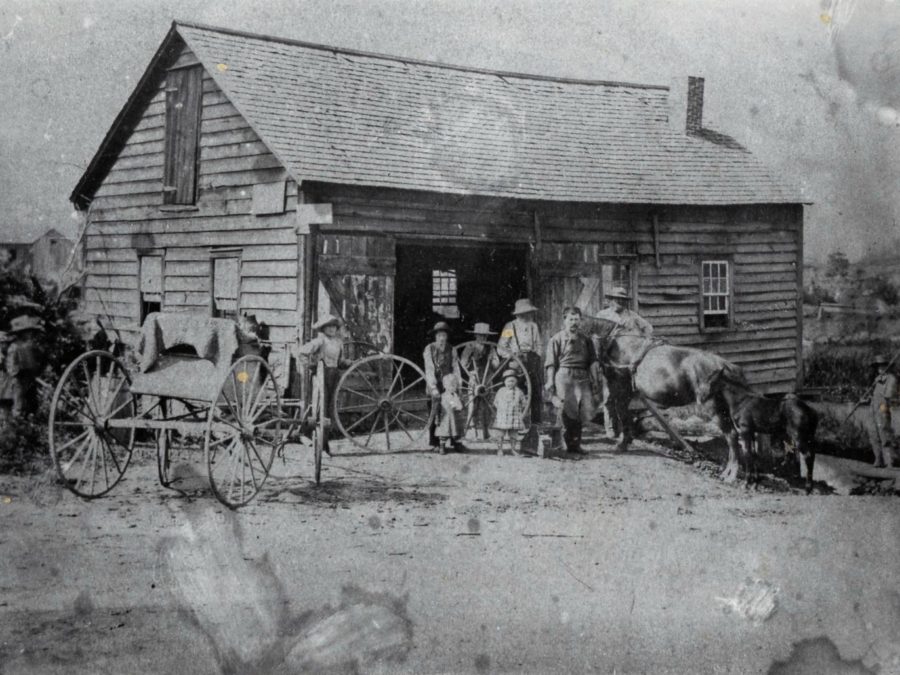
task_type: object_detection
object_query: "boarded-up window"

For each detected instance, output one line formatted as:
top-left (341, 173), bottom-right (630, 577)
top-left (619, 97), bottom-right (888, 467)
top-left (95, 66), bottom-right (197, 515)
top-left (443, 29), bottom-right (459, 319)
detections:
top-left (212, 256), bottom-right (240, 320)
top-left (432, 269), bottom-right (459, 319)
top-left (139, 255), bottom-right (163, 322)
top-left (701, 260), bottom-right (730, 329)
top-left (163, 65), bottom-right (202, 205)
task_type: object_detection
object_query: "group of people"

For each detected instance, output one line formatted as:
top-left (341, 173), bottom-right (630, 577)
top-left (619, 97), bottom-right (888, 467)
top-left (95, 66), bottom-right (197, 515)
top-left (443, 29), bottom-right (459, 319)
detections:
top-left (0, 315), bottom-right (45, 427)
top-left (421, 287), bottom-right (654, 455)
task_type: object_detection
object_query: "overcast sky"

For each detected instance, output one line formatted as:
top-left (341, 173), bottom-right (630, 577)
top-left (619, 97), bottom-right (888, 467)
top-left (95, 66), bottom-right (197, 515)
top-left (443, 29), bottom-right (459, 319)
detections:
top-left (1, 0), bottom-right (898, 262)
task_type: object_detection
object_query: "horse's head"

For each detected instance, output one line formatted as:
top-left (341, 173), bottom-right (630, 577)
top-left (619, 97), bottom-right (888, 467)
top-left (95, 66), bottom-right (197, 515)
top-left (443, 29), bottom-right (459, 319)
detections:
top-left (582, 315), bottom-right (619, 364)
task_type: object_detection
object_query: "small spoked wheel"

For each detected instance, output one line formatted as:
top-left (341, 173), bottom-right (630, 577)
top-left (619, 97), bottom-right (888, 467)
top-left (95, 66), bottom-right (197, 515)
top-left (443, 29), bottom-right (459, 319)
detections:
top-left (334, 354), bottom-right (434, 452)
top-left (49, 350), bottom-right (136, 498)
top-left (205, 356), bottom-right (283, 508)
top-left (453, 341), bottom-right (532, 441)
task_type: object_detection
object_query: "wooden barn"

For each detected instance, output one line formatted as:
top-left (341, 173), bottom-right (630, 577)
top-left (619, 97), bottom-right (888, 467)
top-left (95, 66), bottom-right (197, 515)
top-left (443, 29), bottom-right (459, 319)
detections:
top-left (72, 21), bottom-right (806, 392)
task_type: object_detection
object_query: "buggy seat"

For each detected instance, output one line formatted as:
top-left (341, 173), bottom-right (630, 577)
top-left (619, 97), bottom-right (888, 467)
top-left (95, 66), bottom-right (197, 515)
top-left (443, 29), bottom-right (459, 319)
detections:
top-left (130, 313), bottom-right (258, 401)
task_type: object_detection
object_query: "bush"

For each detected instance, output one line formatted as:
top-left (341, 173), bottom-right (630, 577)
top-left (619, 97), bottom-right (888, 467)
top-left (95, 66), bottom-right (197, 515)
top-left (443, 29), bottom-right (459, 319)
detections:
top-left (802, 341), bottom-right (894, 400)
top-left (815, 405), bottom-right (872, 462)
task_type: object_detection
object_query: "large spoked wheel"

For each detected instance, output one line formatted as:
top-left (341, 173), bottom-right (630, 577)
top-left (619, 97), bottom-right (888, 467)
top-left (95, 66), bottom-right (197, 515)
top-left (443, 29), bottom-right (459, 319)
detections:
top-left (342, 340), bottom-right (381, 361)
top-left (453, 341), bottom-right (532, 441)
top-left (205, 355), bottom-right (284, 508)
top-left (49, 350), bottom-right (136, 499)
top-left (334, 354), bottom-right (434, 452)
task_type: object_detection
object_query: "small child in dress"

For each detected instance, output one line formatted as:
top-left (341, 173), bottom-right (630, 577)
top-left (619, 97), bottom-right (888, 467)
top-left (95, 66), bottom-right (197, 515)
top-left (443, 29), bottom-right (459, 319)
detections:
top-left (493, 369), bottom-right (528, 456)
top-left (436, 373), bottom-right (465, 454)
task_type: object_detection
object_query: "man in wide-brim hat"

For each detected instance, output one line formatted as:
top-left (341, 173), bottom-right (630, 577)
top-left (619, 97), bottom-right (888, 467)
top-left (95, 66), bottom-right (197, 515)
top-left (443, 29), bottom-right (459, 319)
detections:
top-left (594, 286), bottom-right (653, 440)
top-left (424, 321), bottom-right (464, 451)
top-left (459, 323), bottom-right (500, 440)
top-left (4, 315), bottom-right (45, 418)
top-left (297, 314), bottom-right (351, 453)
top-left (868, 353), bottom-right (898, 468)
top-left (497, 299), bottom-right (543, 432)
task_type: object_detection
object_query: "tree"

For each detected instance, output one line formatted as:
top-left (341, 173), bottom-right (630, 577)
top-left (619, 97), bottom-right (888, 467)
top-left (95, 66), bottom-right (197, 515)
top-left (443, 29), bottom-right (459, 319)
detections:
top-left (825, 251), bottom-right (850, 278)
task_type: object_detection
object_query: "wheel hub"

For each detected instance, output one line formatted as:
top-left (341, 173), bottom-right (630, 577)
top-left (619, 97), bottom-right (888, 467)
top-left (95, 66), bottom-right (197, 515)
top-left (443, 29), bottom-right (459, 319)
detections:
top-left (378, 398), bottom-right (393, 411)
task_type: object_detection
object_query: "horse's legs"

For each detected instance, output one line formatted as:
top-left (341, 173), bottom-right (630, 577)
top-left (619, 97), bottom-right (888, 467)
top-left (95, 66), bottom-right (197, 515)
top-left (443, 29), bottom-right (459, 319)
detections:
top-left (796, 436), bottom-right (815, 494)
top-left (738, 430), bottom-right (756, 488)
top-left (716, 409), bottom-right (741, 483)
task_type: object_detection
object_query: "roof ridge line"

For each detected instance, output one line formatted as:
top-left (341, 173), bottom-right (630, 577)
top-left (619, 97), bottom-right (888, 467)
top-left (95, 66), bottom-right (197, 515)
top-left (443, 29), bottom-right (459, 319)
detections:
top-left (174, 19), bottom-right (669, 91)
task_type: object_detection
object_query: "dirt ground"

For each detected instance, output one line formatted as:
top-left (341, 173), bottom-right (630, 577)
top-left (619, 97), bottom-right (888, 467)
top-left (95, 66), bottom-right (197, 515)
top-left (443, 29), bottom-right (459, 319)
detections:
top-left (2, 429), bottom-right (900, 675)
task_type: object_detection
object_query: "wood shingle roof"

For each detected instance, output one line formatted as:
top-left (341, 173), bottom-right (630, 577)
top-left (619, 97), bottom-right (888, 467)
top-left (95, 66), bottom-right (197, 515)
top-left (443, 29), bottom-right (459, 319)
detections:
top-left (73, 21), bottom-right (804, 207)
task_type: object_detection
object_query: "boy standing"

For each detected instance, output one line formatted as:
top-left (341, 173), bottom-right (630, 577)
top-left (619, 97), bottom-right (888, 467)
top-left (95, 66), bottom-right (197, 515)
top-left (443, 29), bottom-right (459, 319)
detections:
top-left (493, 369), bottom-right (528, 456)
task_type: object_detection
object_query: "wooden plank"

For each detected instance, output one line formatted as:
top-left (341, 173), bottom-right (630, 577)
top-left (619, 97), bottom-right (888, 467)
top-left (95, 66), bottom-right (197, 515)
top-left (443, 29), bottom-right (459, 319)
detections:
top-left (85, 275), bottom-right (135, 290)
top-left (319, 255), bottom-right (395, 276)
top-left (200, 127), bottom-right (263, 148)
top-left (241, 292), bottom-right (296, 310)
top-left (164, 290), bottom-right (209, 306)
top-left (86, 228), bottom-right (296, 249)
top-left (165, 276), bottom-right (209, 292)
top-left (200, 141), bottom-right (272, 162)
top-left (163, 244), bottom-right (297, 262)
top-left (242, 260), bottom-right (298, 277)
top-left (164, 260), bottom-right (209, 277)
top-left (241, 277), bottom-right (299, 294)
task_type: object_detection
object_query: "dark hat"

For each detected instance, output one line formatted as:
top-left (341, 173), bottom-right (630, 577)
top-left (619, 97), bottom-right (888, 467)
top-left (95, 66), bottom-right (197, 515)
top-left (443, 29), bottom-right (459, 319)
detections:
top-left (313, 314), bottom-right (342, 330)
top-left (430, 321), bottom-right (452, 334)
top-left (512, 299), bottom-right (538, 315)
top-left (872, 354), bottom-right (890, 366)
top-left (466, 322), bottom-right (497, 336)
top-left (502, 369), bottom-right (518, 380)
top-left (9, 315), bottom-right (44, 334)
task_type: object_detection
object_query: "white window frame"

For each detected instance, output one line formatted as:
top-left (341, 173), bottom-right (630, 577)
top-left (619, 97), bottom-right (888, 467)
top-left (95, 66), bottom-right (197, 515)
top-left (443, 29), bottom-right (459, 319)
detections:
top-left (431, 268), bottom-right (459, 319)
top-left (700, 259), bottom-right (732, 331)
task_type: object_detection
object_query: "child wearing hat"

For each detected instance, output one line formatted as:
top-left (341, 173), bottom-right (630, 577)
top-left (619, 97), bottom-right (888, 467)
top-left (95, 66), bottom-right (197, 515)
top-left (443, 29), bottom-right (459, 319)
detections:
top-left (297, 314), bottom-right (352, 451)
top-left (459, 322), bottom-right (500, 440)
top-left (435, 373), bottom-right (466, 454)
top-left (497, 299), bottom-right (543, 427)
top-left (4, 315), bottom-right (45, 419)
top-left (493, 369), bottom-right (528, 456)
top-left (424, 321), bottom-right (464, 451)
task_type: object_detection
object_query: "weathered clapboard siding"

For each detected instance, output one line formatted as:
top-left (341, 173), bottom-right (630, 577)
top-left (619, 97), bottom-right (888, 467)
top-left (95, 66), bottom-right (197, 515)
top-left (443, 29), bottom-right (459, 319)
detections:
top-left (83, 44), bottom-right (300, 347)
top-left (311, 182), bottom-right (802, 391)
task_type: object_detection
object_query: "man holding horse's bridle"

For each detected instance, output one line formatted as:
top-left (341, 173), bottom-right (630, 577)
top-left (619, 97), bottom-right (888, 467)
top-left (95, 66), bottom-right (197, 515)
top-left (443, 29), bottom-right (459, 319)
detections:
top-left (544, 306), bottom-right (601, 454)
top-left (595, 287), bottom-right (653, 440)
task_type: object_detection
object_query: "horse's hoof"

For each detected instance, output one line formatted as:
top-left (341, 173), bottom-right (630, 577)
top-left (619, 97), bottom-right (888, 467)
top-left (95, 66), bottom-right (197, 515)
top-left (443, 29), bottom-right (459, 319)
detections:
top-left (720, 465), bottom-right (739, 483)
top-left (614, 442), bottom-right (629, 453)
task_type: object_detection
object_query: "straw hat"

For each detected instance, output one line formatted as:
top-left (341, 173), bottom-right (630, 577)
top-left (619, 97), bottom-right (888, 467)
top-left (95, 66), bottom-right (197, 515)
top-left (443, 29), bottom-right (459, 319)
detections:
top-left (512, 298), bottom-right (538, 315)
top-left (312, 314), bottom-right (341, 330)
top-left (466, 322), bottom-right (496, 336)
top-left (430, 321), bottom-right (452, 334)
top-left (605, 287), bottom-right (630, 300)
top-left (502, 369), bottom-right (518, 380)
top-left (8, 315), bottom-right (44, 334)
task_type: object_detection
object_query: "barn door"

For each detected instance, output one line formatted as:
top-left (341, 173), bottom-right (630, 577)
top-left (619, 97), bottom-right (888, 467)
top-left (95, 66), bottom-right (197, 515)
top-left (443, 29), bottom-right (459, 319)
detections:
top-left (536, 243), bottom-right (621, 338)
top-left (316, 234), bottom-right (395, 352)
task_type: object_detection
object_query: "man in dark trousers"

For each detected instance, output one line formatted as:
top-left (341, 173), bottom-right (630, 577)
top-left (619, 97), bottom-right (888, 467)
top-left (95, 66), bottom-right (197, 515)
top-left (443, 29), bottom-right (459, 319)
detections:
top-left (423, 321), bottom-right (463, 451)
top-left (544, 307), bottom-right (601, 453)
top-left (5, 315), bottom-right (44, 419)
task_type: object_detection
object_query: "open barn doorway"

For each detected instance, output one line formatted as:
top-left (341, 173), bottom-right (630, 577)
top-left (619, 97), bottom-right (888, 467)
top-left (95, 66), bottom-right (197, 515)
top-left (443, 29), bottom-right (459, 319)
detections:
top-left (393, 242), bottom-right (530, 364)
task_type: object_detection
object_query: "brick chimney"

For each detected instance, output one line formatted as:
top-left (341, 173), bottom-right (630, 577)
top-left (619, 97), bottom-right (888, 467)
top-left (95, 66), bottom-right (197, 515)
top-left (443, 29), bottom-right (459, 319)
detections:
top-left (686, 76), bottom-right (705, 134)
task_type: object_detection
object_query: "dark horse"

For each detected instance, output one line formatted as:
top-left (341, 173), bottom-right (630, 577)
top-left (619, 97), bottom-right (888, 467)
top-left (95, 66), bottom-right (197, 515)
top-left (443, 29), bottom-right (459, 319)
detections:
top-left (709, 368), bottom-right (819, 493)
top-left (586, 316), bottom-right (747, 482)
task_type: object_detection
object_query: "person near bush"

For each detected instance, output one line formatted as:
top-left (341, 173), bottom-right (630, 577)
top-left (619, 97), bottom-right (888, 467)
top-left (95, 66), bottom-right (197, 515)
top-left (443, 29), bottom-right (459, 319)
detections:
top-left (868, 354), bottom-right (898, 468)
top-left (4, 315), bottom-right (45, 420)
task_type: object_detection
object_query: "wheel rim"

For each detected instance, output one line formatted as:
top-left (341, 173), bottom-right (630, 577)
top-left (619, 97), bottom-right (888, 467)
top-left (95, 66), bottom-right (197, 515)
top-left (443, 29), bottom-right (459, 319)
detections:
top-left (453, 341), bottom-right (532, 441)
top-left (334, 354), bottom-right (434, 452)
top-left (49, 351), bottom-right (135, 498)
top-left (205, 356), bottom-right (282, 508)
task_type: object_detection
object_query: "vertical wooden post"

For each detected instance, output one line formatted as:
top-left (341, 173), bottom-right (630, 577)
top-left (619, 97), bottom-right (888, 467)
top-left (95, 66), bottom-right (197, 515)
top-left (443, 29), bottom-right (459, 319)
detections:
top-left (530, 210), bottom-right (542, 302)
top-left (795, 205), bottom-right (805, 388)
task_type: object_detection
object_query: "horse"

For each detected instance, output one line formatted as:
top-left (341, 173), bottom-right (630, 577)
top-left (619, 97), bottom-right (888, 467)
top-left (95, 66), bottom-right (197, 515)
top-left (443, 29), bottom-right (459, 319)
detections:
top-left (585, 316), bottom-right (747, 482)
top-left (709, 368), bottom-right (819, 493)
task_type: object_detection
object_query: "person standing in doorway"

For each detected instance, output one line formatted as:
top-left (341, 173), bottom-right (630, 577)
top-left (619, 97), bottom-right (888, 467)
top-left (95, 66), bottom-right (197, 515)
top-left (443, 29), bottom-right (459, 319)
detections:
top-left (424, 321), bottom-right (464, 452)
top-left (497, 299), bottom-right (543, 425)
top-left (544, 307), bottom-right (601, 453)
top-left (595, 286), bottom-right (653, 440)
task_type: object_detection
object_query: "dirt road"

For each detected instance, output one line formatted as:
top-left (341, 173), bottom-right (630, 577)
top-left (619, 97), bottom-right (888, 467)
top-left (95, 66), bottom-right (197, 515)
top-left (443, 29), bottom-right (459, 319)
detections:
top-left (2, 432), bottom-right (899, 674)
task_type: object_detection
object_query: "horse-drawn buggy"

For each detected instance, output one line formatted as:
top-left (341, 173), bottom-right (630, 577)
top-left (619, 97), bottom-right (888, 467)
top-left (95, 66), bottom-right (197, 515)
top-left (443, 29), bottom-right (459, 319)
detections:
top-left (47, 313), bottom-right (510, 508)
